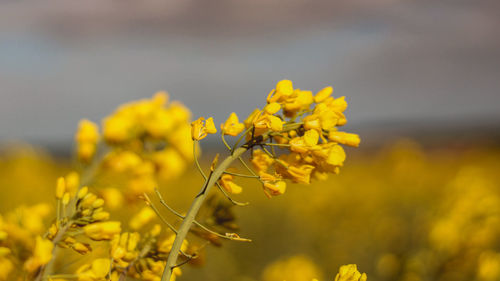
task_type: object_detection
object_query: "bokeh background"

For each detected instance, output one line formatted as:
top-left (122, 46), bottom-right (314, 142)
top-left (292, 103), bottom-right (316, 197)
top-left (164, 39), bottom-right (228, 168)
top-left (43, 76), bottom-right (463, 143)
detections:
top-left (1, 1), bottom-right (500, 281)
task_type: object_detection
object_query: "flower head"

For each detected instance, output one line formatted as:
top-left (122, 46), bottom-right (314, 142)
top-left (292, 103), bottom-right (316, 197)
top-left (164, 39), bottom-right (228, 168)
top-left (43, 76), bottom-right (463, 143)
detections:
top-left (221, 113), bottom-right (245, 136)
top-left (191, 117), bottom-right (217, 140)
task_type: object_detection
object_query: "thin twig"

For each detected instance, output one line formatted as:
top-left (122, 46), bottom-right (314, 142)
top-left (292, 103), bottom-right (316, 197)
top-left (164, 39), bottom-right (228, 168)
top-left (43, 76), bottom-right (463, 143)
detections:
top-left (143, 193), bottom-right (178, 234)
top-left (223, 171), bottom-right (259, 178)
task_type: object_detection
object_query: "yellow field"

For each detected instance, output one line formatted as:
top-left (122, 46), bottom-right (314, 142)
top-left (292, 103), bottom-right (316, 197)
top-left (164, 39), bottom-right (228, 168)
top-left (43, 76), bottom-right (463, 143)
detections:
top-left (2, 140), bottom-right (499, 281)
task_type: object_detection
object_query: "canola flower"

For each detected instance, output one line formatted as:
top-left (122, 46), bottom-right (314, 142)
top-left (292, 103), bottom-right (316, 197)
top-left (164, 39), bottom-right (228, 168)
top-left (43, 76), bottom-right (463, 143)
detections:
top-left (159, 80), bottom-right (359, 281)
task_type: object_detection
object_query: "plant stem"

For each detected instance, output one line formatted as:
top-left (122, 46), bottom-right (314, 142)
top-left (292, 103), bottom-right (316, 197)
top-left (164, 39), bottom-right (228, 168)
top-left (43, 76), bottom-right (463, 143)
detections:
top-left (161, 146), bottom-right (248, 281)
top-left (161, 123), bottom-right (303, 281)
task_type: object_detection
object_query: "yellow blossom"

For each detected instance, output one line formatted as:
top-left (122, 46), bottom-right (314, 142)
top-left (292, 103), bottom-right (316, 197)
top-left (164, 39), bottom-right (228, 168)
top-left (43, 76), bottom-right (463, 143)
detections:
top-left (287, 164), bottom-right (316, 184)
top-left (267, 79), bottom-right (294, 103)
top-left (0, 256), bottom-right (13, 281)
top-left (334, 264), bottom-right (367, 281)
top-left (264, 102), bottom-right (281, 115)
top-left (304, 130), bottom-right (320, 146)
top-left (76, 258), bottom-right (111, 281)
top-left (326, 145), bottom-right (346, 167)
top-left (191, 117), bottom-right (217, 140)
top-left (314, 86), bottom-right (333, 103)
top-left (24, 236), bottom-right (54, 272)
top-left (75, 119), bottom-right (99, 162)
top-left (55, 177), bottom-right (66, 199)
top-left (84, 221), bottom-right (121, 241)
top-left (251, 149), bottom-right (275, 173)
top-left (328, 131), bottom-right (361, 147)
top-left (221, 112), bottom-right (245, 136)
top-left (219, 174), bottom-right (243, 194)
top-left (153, 148), bottom-right (187, 181)
top-left (260, 172), bottom-right (286, 197)
top-left (98, 188), bottom-right (123, 210)
top-left (253, 113), bottom-right (283, 134)
top-left (65, 171), bottom-right (80, 194)
top-left (262, 255), bottom-right (322, 281)
top-left (129, 206), bottom-right (156, 230)
top-left (158, 235), bottom-right (188, 253)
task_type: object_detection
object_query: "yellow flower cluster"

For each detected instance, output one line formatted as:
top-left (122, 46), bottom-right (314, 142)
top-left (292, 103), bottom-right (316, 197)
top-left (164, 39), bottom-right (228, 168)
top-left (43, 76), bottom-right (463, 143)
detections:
top-left (74, 92), bottom-right (194, 200)
top-left (72, 225), bottom-right (185, 281)
top-left (0, 203), bottom-right (52, 280)
top-left (256, 80), bottom-right (359, 186)
top-left (192, 80), bottom-right (359, 198)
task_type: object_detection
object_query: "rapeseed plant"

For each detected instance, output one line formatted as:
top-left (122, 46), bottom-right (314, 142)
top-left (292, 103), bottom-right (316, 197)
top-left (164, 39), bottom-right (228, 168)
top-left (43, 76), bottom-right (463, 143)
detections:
top-left (0, 81), bottom-right (364, 281)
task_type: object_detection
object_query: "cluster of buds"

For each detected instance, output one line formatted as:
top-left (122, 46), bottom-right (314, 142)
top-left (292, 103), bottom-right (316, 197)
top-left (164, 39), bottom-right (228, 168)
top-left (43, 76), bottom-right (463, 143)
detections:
top-left (75, 225), bottom-right (186, 281)
top-left (0, 203), bottom-right (52, 279)
top-left (47, 176), bottom-right (121, 262)
top-left (191, 80), bottom-right (360, 198)
top-left (77, 92), bottom-right (195, 199)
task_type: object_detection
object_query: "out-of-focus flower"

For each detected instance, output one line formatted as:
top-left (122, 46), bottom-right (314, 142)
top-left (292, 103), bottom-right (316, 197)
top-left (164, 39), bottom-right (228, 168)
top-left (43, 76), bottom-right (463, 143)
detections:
top-left (334, 264), bottom-right (367, 281)
top-left (84, 222), bottom-right (121, 241)
top-left (75, 119), bottom-right (99, 163)
top-left (24, 236), bottom-right (53, 272)
top-left (129, 207), bottom-right (156, 230)
top-left (76, 258), bottom-right (111, 281)
top-left (261, 255), bottom-right (322, 281)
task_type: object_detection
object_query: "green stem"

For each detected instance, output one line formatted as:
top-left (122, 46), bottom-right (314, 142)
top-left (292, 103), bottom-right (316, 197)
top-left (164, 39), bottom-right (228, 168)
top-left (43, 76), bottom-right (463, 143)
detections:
top-left (161, 123), bottom-right (303, 281)
top-left (161, 146), bottom-right (249, 281)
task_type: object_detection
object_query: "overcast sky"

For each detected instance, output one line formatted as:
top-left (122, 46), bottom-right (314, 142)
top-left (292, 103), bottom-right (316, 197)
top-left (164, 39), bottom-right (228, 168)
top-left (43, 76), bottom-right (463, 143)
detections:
top-left (1, 0), bottom-right (499, 148)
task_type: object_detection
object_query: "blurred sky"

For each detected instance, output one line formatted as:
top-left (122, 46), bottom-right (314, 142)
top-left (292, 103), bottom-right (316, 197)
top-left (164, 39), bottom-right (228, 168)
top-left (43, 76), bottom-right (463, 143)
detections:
top-left (1, 0), bottom-right (499, 149)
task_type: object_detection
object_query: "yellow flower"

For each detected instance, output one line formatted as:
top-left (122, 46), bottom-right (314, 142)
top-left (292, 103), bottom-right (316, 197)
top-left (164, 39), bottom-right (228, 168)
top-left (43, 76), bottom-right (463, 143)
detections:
top-left (191, 117), bottom-right (217, 140)
top-left (244, 108), bottom-right (262, 129)
top-left (75, 119), bottom-right (99, 162)
top-left (287, 164), bottom-right (315, 184)
top-left (221, 112), bottom-right (245, 136)
top-left (99, 188), bottom-right (124, 210)
top-left (110, 232), bottom-right (140, 267)
top-left (129, 207), bottom-right (156, 230)
top-left (158, 235), bottom-right (188, 253)
top-left (262, 255), bottom-right (322, 281)
top-left (55, 177), bottom-right (66, 199)
top-left (251, 149), bottom-right (275, 173)
top-left (84, 221), bottom-right (121, 241)
top-left (219, 174), bottom-right (243, 194)
top-left (267, 80), bottom-right (294, 103)
top-left (314, 86), bottom-right (333, 103)
top-left (328, 131), bottom-right (361, 147)
top-left (260, 172), bottom-right (286, 197)
top-left (72, 242), bottom-right (92, 255)
top-left (304, 130), bottom-right (320, 147)
top-left (0, 256), bottom-right (13, 281)
top-left (264, 102), bottom-right (281, 115)
top-left (153, 148), bottom-right (187, 181)
top-left (326, 145), bottom-right (346, 167)
top-left (253, 113), bottom-right (283, 134)
top-left (24, 236), bottom-right (54, 272)
top-left (102, 115), bottom-right (135, 143)
top-left (334, 264), bottom-right (367, 281)
top-left (76, 258), bottom-right (111, 281)
top-left (282, 89), bottom-right (314, 116)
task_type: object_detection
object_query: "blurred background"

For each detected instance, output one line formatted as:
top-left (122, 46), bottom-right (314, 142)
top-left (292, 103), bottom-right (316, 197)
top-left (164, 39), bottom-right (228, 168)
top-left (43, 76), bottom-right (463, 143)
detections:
top-left (1, 0), bottom-right (499, 151)
top-left (1, 1), bottom-right (500, 281)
